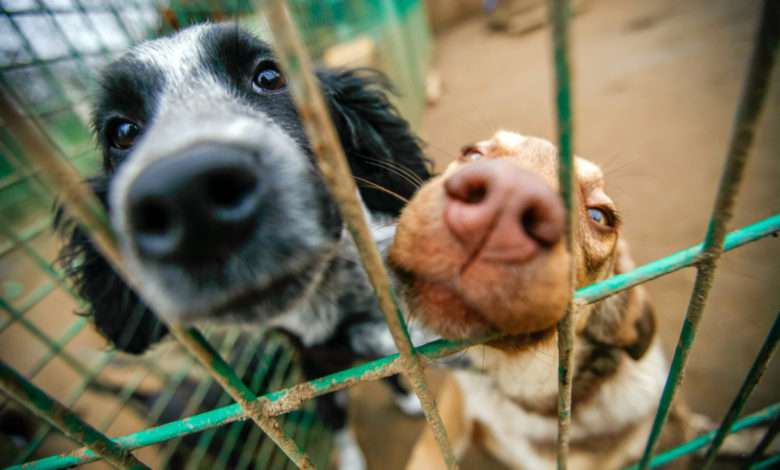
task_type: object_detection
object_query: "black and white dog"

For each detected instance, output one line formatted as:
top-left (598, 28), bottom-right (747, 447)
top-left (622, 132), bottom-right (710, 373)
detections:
top-left (56, 23), bottom-right (430, 469)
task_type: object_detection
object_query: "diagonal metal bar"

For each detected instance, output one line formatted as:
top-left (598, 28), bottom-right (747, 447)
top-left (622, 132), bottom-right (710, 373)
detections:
top-left (700, 311), bottom-right (780, 468)
top-left (261, 1), bottom-right (458, 468)
top-left (638, 1), bottom-right (779, 467)
top-left (622, 402), bottom-right (780, 470)
top-left (0, 67), bottom-right (313, 470)
top-left (0, 360), bottom-right (149, 470)
top-left (751, 453), bottom-right (780, 470)
top-left (12, 213), bottom-right (780, 470)
top-left (548, 0), bottom-right (578, 468)
top-left (167, 326), bottom-right (315, 469)
top-left (749, 413), bottom-right (780, 466)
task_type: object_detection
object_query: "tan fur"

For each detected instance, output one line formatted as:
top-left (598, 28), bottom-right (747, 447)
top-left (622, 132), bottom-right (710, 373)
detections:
top-left (394, 132), bottom-right (678, 469)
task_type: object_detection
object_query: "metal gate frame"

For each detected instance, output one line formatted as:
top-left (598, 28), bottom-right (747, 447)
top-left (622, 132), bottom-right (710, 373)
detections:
top-left (1, 0), bottom-right (778, 469)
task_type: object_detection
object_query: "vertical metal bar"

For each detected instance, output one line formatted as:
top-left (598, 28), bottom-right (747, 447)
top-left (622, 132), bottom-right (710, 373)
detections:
top-left (701, 311), bottom-right (780, 467)
top-left (261, 2), bottom-right (458, 468)
top-left (547, 0), bottom-right (577, 468)
top-left (1, 70), bottom-right (313, 470)
top-left (638, 1), bottom-right (779, 467)
top-left (0, 361), bottom-right (149, 469)
top-left (749, 413), bottom-right (780, 466)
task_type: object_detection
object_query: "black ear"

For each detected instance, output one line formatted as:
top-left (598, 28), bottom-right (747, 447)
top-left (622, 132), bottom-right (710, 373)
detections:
top-left (318, 68), bottom-right (432, 216)
top-left (53, 176), bottom-right (168, 354)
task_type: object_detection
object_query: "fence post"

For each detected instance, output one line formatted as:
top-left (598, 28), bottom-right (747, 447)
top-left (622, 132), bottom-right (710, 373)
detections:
top-left (638, 1), bottom-right (779, 467)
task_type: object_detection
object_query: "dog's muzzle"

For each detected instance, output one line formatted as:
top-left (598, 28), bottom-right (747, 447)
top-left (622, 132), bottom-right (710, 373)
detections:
top-left (126, 143), bottom-right (263, 264)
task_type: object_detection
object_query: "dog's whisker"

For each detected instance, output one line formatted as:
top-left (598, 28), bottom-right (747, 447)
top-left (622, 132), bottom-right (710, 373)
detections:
top-left (355, 177), bottom-right (409, 205)
top-left (354, 154), bottom-right (426, 187)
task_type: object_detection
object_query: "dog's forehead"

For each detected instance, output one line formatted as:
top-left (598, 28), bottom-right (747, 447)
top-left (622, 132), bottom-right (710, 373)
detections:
top-left (123, 23), bottom-right (271, 86)
top-left (128, 24), bottom-right (207, 74)
top-left (575, 157), bottom-right (604, 190)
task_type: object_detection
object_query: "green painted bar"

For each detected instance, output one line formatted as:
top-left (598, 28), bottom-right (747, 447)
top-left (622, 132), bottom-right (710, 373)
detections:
top-left (622, 403), bottom-right (780, 470)
top-left (14, 214), bottom-right (779, 470)
top-left (167, 327), bottom-right (315, 469)
top-left (701, 311), bottom-right (780, 468)
top-left (0, 361), bottom-right (149, 469)
top-left (262, 2), bottom-right (457, 466)
top-left (221, 341), bottom-right (293, 468)
top-left (638, 2), bottom-right (778, 467)
top-left (249, 364), bottom-right (303, 470)
top-left (749, 413), bottom-right (780, 465)
top-left (14, 352), bottom-right (117, 464)
top-left (178, 333), bottom-right (268, 467)
top-left (752, 453), bottom-right (780, 470)
top-left (576, 213), bottom-right (780, 304)
top-left (547, 0), bottom-right (577, 468)
top-left (0, 299), bottom-right (89, 377)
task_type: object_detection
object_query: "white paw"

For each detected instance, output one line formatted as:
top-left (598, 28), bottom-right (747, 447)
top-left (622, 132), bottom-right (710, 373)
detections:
top-left (334, 428), bottom-right (367, 470)
top-left (394, 392), bottom-right (424, 417)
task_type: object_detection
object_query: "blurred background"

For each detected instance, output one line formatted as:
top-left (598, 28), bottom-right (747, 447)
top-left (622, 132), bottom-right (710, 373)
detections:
top-left (0, 0), bottom-right (778, 468)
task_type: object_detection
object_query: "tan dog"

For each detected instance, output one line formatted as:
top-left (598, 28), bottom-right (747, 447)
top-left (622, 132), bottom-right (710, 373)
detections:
top-left (389, 131), bottom-right (687, 469)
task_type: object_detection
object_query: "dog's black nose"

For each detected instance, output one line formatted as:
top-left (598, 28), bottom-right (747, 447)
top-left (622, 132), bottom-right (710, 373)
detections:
top-left (126, 144), bottom-right (262, 263)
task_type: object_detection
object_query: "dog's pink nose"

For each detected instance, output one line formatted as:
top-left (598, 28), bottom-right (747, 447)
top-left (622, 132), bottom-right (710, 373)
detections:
top-left (444, 160), bottom-right (565, 263)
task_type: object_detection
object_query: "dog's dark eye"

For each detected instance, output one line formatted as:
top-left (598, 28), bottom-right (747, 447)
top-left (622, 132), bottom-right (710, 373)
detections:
top-left (108, 120), bottom-right (141, 150)
top-left (588, 207), bottom-right (613, 227)
top-left (252, 60), bottom-right (286, 92)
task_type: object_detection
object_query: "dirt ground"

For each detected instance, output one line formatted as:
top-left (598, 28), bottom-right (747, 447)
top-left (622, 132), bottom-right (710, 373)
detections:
top-left (350, 0), bottom-right (780, 468)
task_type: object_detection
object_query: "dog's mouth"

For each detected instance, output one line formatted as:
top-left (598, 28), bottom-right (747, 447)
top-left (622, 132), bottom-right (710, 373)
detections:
top-left (202, 257), bottom-right (321, 320)
top-left (396, 263), bottom-right (565, 344)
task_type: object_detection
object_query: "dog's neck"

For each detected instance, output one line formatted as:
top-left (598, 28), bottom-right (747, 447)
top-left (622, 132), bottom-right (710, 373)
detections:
top-left (456, 318), bottom-right (667, 439)
top-left (460, 295), bottom-right (662, 410)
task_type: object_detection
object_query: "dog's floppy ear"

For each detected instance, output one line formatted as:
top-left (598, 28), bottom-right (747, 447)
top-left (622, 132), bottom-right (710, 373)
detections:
top-left (54, 176), bottom-right (168, 354)
top-left (318, 68), bottom-right (431, 216)
top-left (585, 240), bottom-right (656, 360)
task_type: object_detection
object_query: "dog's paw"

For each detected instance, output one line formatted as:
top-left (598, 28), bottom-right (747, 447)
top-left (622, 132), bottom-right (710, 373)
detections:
top-left (334, 428), bottom-right (367, 470)
top-left (393, 391), bottom-right (424, 417)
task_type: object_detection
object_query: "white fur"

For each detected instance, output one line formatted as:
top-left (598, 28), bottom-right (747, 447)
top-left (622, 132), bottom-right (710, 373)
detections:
top-left (334, 428), bottom-right (367, 470)
top-left (455, 340), bottom-right (667, 469)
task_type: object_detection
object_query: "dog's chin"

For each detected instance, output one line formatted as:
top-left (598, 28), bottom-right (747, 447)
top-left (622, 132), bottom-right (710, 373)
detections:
top-left (209, 266), bottom-right (314, 321)
top-left (400, 262), bottom-right (567, 342)
top-left (141, 251), bottom-right (328, 325)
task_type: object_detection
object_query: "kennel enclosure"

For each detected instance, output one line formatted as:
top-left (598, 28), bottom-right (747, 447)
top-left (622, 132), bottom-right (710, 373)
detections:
top-left (1, 1), bottom-right (779, 469)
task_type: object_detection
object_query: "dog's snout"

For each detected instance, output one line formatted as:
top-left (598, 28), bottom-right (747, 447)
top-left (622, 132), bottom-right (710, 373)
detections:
top-left (127, 144), bottom-right (261, 263)
top-left (444, 160), bottom-right (564, 263)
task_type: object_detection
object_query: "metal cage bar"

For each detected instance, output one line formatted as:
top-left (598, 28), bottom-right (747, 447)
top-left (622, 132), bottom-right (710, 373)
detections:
top-left (11, 212), bottom-right (778, 470)
top-left (638, 1), bottom-right (779, 467)
top-left (2, 1), bottom-right (779, 469)
top-left (547, 0), bottom-right (577, 467)
top-left (262, 1), bottom-right (458, 467)
top-left (0, 75), bottom-right (312, 469)
top-left (699, 311), bottom-right (779, 468)
top-left (0, 361), bottom-right (148, 469)
top-left (622, 403), bottom-right (780, 470)
top-left (749, 413), bottom-right (780, 466)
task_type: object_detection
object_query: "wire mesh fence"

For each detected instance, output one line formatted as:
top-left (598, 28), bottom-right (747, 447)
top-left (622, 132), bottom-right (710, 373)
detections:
top-left (0, 0), bottom-right (778, 469)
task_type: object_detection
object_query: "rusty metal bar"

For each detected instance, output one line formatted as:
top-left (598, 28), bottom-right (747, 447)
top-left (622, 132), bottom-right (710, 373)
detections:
top-left (701, 311), bottom-right (780, 468)
top-left (262, 1), bottom-right (458, 468)
top-left (547, 0), bottom-right (578, 468)
top-left (622, 402), bottom-right (780, 470)
top-left (749, 413), bottom-right (780, 466)
top-left (11, 208), bottom-right (780, 469)
top-left (167, 326), bottom-right (315, 469)
top-left (0, 360), bottom-right (149, 469)
top-left (1, 64), bottom-right (314, 470)
top-left (638, 1), bottom-right (779, 467)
